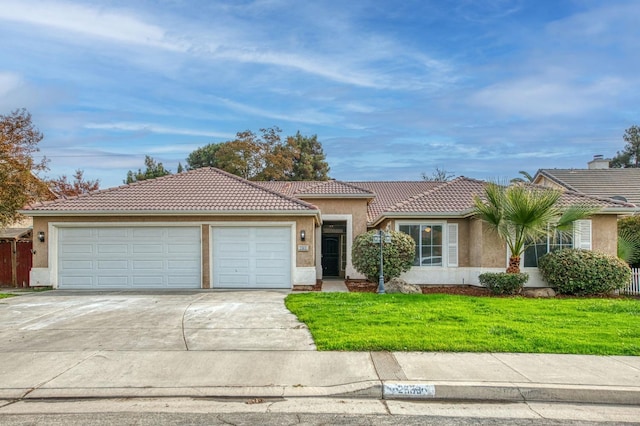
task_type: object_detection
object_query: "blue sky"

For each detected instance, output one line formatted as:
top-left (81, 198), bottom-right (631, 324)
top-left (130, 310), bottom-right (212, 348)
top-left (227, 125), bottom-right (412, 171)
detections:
top-left (1, 0), bottom-right (639, 188)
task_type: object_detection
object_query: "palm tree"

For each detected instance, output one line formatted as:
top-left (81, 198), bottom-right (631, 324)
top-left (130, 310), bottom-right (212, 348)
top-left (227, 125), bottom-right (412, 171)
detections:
top-left (510, 170), bottom-right (534, 184)
top-left (473, 182), bottom-right (597, 273)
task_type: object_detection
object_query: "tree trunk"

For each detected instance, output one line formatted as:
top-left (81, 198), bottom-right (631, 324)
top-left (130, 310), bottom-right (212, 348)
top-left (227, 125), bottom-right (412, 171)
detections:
top-left (506, 256), bottom-right (521, 274)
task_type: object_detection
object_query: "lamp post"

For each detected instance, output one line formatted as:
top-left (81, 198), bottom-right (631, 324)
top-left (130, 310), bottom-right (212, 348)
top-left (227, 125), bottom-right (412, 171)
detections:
top-left (372, 230), bottom-right (392, 294)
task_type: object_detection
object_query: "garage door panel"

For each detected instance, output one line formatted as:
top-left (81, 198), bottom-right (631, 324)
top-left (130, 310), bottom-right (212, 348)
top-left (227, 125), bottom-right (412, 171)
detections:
top-left (167, 259), bottom-right (200, 269)
top-left (168, 244), bottom-right (198, 255)
top-left (61, 276), bottom-right (94, 287)
top-left (97, 275), bottom-right (129, 286)
top-left (255, 258), bottom-right (287, 268)
top-left (61, 244), bottom-right (94, 255)
top-left (255, 274), bottom-right (287, 285)
top-left (212, 226), bottom-right (291, 289)
top-left (168, 275), bottom-right (200, 287)
top-left (133, 244), bottom-right (164, 254)
top-left (98, 260), bottom-right (128, 270)
top-left (132, 276), bottom-right (165, 286)
top-left (98, 228), bottom-right (129, 238)
top-left (57, 226), bottom-right (201, 289)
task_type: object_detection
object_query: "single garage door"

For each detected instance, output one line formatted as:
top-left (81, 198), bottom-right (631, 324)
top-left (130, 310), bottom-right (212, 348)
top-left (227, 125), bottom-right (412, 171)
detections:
top-left (212, 226), bottom-right (291, 289)
top-left (57, 226), bottom-right (201, 289)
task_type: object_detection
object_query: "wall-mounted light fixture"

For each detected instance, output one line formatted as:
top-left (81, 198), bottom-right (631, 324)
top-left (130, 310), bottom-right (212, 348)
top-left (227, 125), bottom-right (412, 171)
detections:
top-left (300, 230), bottom-right (306, 241)
top-left (38, 231), bottom-right (45, 243)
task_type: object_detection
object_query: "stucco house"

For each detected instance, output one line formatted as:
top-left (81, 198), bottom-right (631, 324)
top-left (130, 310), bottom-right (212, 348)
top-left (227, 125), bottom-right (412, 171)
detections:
top-left (22, 167), bottom-right (635, 290)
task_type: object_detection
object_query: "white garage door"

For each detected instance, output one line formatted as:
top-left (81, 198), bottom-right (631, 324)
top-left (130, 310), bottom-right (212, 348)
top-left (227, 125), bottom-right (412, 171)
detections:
top-left (57, 227), bottom-right (201, 289)
top-left (212, 227), bottom-right (291, 289)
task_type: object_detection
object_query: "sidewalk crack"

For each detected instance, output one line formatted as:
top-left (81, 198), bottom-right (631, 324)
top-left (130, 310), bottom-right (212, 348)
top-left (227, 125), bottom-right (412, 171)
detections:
top-left (19, 351), bottom-right (99, 399)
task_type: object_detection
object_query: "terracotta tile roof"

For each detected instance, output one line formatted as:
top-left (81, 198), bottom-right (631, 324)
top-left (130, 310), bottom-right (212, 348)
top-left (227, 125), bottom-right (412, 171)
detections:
top-left (385, 177), bottom-right (486, 216)
top-left (255, 181), bottom-right (318, 197)
top-left (346, 181), bottom-right (443, 223)
top-left (380, 178), bottom-right (635, 223)
top-left (256, 180), bottom-right (373, 197)
top-left (536, 168), bottom-right (640, 206)
top-left (24, 168), bottom-right (318, 214)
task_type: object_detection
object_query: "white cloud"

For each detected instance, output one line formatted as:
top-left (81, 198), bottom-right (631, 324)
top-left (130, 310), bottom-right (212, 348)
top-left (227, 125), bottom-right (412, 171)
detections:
top-left (215, 97), bottom-right (339, 125)
top-left (85, 122), bottom-right (232, 138)
top-left (0, 0), bottom-right (186, 51)
top-left (471, 75), bottom-right (625, 117)
top-left (0, 72), bottom-right (23, 96)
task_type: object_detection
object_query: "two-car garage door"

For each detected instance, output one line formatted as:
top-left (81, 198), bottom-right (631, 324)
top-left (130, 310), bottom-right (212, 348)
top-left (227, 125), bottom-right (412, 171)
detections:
top-left (56, 225), bottom-right (292, 290)
top-left (57, 227), bottom-right (202, 289)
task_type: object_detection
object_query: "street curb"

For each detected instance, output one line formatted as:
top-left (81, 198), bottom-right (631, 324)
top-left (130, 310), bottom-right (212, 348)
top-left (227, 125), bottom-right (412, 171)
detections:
top-left (382, 381), bottom-right (640, 405)
top-left (7, 381), bottom-right (640, 405)
top-left (22, 381), bottom-right (383, 400)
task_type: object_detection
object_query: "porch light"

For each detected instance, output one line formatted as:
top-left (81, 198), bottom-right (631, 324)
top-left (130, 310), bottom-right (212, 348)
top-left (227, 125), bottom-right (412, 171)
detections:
top-left (300, 230), bottom-right (306, 241)
top-left (38, 231), bottom-right (45, 243)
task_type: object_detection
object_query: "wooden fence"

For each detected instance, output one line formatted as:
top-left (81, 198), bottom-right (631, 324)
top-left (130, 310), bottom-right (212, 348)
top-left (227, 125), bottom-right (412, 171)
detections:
top-left (623, 267), bottom-right (640, 296)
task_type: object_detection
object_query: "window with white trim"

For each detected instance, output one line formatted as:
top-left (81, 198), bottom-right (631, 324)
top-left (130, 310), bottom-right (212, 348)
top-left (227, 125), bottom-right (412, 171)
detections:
top-left (523, 220), bottom-right (592, 267)
top-left (398, 223), bottom-right (458, 267)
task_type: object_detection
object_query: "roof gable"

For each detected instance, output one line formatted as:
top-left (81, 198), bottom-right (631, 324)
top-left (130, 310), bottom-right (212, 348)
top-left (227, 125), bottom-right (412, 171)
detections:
top-left (24, 168), bottom-right (318, 214)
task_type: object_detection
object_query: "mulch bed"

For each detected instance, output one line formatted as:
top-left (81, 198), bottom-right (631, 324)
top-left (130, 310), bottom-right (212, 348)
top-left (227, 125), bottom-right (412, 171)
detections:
top-left (343, 280), bottom-right (637, 298)
top-left (345, 280), bottom-right (491, 296)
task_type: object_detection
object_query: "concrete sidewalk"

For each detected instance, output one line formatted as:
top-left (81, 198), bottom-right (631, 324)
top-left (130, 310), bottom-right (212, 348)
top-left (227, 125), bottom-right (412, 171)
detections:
top-left (1, 350), bottom-right (639, 405)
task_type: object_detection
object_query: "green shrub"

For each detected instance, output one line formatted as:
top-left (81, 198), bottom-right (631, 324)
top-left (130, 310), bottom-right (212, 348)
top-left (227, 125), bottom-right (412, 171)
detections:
top-left (352, 230), bottom-right (415, 283)
top-left (538, 249), bottom-right (631, 295)
top-left (478, 272), bottom-right (529, 295)
top-left (618, 216), bottom-right (640, 267)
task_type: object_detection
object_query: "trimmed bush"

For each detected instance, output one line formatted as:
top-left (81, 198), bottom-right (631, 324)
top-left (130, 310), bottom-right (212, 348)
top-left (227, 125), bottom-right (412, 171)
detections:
top-left (478, 272), bottom-right (529, 295)
top-left (352, 230), bottom-right (416, 283)
top-left (538, 249), bottom-right (631, 296)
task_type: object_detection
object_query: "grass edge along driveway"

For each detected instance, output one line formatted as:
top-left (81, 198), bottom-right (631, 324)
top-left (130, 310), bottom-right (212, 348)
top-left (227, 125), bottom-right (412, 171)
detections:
top-left (285, 293), bottom-right (640, 355)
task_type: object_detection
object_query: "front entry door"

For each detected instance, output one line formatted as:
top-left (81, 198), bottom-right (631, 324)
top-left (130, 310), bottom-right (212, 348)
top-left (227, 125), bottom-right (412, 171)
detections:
top-left (322, 235), bottom-right (340, 277)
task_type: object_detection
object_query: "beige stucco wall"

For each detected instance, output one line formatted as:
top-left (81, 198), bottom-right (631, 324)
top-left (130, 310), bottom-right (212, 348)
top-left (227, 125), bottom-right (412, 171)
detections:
top-left (591, 214), bottom-right (618, 256)
top-left (32, 214), bottom-right (317, 270)
top-left (468, 218), bottom-right (506, 268)
top-left (302, 198), bottom-right (369, 240)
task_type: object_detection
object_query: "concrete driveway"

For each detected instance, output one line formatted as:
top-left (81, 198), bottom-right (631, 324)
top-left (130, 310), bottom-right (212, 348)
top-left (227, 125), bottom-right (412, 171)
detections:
top-left (0, 291), bottom-right (316, 351)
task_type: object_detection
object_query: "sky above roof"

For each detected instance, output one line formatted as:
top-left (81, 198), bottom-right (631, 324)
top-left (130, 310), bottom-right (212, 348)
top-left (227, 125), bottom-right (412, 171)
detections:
top-left (1, 0), bottom-right (639, 188)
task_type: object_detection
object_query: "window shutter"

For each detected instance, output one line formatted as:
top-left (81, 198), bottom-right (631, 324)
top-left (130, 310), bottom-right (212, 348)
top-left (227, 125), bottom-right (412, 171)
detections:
top-left (574, 220), bottom-right (592, 250)
top-left (447, 223), bottom-right (458, 267)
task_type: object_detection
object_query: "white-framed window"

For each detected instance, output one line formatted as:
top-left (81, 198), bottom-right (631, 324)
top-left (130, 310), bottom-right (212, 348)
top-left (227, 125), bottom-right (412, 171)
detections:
top-left (398, 222), bottom-right (458, 267)
top-left (523, 220), bottom-right (592, 267)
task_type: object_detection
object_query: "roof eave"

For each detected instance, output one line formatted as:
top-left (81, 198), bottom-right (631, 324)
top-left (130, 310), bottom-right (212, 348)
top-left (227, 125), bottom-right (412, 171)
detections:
top-left (369, 210), bottom-right (473, 227)
top-left (20, 208), bottom-right (322, 220)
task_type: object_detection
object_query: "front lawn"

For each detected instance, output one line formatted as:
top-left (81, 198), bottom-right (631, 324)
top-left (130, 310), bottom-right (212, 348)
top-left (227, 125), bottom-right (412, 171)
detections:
top-left (285, 293), bottom-right (640, 355)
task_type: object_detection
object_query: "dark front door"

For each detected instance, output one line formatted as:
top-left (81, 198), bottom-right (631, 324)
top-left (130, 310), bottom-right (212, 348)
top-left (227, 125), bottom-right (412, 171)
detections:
top-left (322, 235), bottom-right (340, 277)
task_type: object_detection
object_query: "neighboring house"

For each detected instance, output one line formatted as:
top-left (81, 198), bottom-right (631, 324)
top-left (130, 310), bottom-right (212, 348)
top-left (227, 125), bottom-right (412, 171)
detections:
top-left (533, 155), bottom-right (640, 208)
top-left (21, 167), bottom-right (635, 290)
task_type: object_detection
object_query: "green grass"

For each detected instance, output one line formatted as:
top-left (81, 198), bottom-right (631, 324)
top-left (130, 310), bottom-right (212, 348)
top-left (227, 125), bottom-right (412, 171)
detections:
top-left (0, 293), bottom-right (16, 299)
top-left (285, 293), bottom-right (640, 355)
